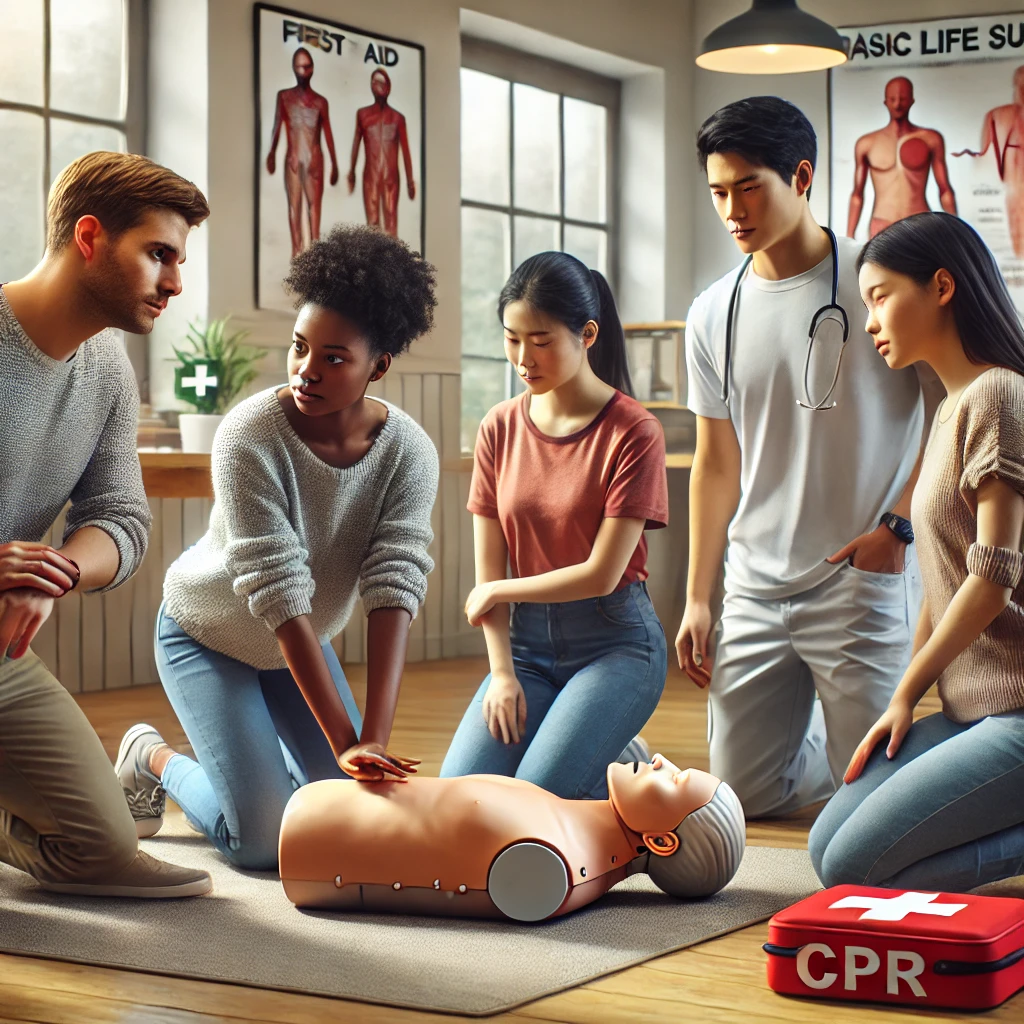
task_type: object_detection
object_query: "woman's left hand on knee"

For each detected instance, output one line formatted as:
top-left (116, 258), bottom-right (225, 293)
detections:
top-left (844, 698), bottom-right (914, 784)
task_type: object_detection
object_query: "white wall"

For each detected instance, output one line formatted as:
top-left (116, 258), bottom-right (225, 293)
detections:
top-left (147, 0), bottom-right (210, 409)
top-left (691, 0), bottom-right (1024, 295)
top-left (145, 0), bottom-right (695, 409)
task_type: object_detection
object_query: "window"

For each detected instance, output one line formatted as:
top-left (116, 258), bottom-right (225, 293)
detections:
top-left (460, 39), bottom-right (619, 451)
top-left (0, 0), bottom-right (144, 281)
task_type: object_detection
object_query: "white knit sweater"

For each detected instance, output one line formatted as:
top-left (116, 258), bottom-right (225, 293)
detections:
top-left (163, 387), bottom-right (438, 669)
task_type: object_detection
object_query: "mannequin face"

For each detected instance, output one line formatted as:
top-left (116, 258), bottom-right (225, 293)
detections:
top-left (607, 755), bottom-right (720, 835)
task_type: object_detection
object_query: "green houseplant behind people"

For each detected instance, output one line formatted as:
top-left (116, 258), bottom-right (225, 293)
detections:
top-left (173, 316), bottom-right (266, 452)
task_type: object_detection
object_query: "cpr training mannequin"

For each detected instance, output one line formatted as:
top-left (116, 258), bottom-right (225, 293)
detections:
top-left (279, 755), bottom-right (745, 921)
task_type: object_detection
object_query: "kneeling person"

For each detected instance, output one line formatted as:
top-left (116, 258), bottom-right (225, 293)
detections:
top-left (118, 226), bottom-right (440, 871)
top-left (0, 152), bottom-right (211, 897)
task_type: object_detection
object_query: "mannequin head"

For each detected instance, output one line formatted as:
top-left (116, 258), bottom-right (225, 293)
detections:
top-left (608, 755), bottom-right (746, 899)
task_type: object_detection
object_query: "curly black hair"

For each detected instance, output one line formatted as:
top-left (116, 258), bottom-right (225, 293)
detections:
top-left (284, 224), bottom-right (437, 357)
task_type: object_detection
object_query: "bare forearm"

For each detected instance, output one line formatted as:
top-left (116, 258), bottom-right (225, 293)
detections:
top-left (895, 576), bottom-right (1009, 706)
top-left (910, 598), bottom-right (933, 658)
top-left (276, 615), bottom-right (358, 756)
top-left (940, 189), bottom-right (957, 215)
top-left (59, 526), bottom-right (120, 592)
top-left (481, 607), bottom-right (515, 676)
top-left (687, 465), bottom-right (739, 603)
top-left (360, 607), bottom-right (411, 747)
top-left (494, 561), bottom-right (609, 605)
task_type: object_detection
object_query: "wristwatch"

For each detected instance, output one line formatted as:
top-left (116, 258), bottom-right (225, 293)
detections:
top-left (879, 511), bottom-right (914, 544)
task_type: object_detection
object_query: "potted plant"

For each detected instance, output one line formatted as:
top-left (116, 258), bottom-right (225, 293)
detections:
top-left (172, 316), bottom-right (266, 453)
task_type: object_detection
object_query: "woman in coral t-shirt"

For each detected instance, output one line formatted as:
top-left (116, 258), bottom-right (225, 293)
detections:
top-left (440, 252), bottom-right (669, 799)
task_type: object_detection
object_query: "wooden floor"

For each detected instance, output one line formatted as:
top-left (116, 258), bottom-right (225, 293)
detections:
top-left (1, 659), bottom-right (1016, 1024)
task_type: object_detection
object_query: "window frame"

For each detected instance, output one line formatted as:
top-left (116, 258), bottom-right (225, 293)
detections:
top-left (0, 0), bottom-right (147, 230)
top-left (459, 36), bottom-right (621, 449)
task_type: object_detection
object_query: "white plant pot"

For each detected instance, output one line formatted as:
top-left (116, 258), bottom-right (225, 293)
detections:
top-left (178, 413), bottom-right (225, 454)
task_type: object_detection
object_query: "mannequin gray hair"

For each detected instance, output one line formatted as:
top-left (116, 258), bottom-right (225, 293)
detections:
top-left (635, 781), bottom-right (746, 899)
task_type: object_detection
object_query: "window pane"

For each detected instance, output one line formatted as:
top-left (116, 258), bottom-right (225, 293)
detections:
top-left (461, 357), bottom-right (508, 453)
top-left (460, 68), bottom-right (510, 205)
top-left (50, 0), bottom-right (125, 120)
top-left (564, 97), bottom-right (607, 223)
top-left (513, 84), bottom-right (559, 214)
top-left (564, 224), bottom-right (607, 275)
top-left (0, 111), bottom-right (45, 280)
top-left (0, 0), bottom-right (43, 106)
top-left (50, 120), bottom-right (126, 187)
top-left (461, 206), bottom-right (509, 358)
top-left (513, 215), bottom-right (558, 269)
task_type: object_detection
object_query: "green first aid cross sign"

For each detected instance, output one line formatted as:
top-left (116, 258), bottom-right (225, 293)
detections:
top-left (175, 359), bottom-right (223, 414)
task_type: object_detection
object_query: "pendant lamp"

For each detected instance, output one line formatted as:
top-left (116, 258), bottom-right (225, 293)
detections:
top-left (696, 0), bottom-right (847, 75)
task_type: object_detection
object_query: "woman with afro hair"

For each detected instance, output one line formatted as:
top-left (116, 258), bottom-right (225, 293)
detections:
top-left (113, 225), bottom-right (439, 870)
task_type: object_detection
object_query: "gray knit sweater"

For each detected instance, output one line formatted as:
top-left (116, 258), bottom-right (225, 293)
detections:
top-left (163, 387), bottom-right (438, 669)
top-left (0, 287), bottom-right (150, 589)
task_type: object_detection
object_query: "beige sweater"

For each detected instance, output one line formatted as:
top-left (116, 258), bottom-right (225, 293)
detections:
top-left (912, 367), bottom-right (1024, 722)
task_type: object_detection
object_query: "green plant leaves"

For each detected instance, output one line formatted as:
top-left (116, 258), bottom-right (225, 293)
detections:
top-left (169, 315), bottom-right (267, 414)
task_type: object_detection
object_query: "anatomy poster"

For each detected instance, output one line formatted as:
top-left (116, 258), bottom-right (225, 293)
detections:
top-left (255, 4), bottom-right (424, 310)
top-left (831, 13), bottom-right (1024, 305)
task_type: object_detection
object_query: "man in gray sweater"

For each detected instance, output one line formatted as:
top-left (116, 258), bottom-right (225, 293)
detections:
top-left (0, 151), bottom-right (212, 897)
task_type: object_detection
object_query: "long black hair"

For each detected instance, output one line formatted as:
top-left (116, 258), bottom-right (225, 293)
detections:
top-left (857, 212), bottom-right (1024, 375)
top-left (497, 251), bottom-right (633, 396)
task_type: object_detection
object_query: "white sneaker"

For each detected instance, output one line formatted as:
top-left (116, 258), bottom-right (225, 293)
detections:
top-left (115, 723), bottom-right (167, 839)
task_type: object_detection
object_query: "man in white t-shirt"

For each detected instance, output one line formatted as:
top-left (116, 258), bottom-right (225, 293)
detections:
top-left (677, 97), bottom-right (941, 817)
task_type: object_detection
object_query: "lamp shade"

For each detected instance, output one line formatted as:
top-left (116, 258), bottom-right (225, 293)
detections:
top-left (697, 0), bottom-right (847, 75)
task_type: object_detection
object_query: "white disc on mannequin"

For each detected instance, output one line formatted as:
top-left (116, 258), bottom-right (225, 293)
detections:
top-left (487, 842), bottom-right (570, 922)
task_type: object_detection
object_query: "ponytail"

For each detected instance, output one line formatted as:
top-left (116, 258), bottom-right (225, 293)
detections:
top-left (497, 251), bottom-right (634, 396)
top-left (588, 269), bottom-right (633, 396)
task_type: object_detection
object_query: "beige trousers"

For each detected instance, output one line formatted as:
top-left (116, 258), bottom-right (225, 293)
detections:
top-left (0, 650), bottom-right (138, 885)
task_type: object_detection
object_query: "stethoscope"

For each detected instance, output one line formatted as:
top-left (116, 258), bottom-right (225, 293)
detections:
top-left (720, 226), bottom-right (850, 411)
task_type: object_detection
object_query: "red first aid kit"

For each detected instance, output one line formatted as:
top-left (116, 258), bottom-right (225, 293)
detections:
top-left (764, 885), bottom-right (1024, 1010)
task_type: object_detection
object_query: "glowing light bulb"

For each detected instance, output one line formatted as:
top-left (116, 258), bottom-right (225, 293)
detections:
top-left (762, 44), bottom-right (779, 54)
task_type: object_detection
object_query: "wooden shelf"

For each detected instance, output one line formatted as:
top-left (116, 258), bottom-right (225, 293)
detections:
top-left (641, 401), bottom-right (688, 411)
top-left (139, 447), bottom-right (695, 499)
top-left (622, 320), bottom-right (687, 332)
top-left (138, 450), bottom-right (213, 499)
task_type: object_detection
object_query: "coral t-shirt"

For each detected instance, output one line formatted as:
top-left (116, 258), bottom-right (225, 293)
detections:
top-left (467, 390), bottom-right (669, 589)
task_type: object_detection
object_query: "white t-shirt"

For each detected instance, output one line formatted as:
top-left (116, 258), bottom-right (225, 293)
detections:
top-left (685, 234), bottom-right (923, 600)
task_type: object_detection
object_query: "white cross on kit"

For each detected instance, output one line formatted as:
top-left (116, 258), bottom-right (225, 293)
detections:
top-left (181, 364), bottom-right (219, 397)
top-left (829, 891), bottom-right (968, 922)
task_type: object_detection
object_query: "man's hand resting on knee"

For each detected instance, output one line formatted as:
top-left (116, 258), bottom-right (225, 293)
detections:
top-left (0, 588), bottom-right (56, 659)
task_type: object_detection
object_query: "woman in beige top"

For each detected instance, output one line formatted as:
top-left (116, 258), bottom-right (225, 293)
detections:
top-left (809, 212), bottom-right (1024, 891)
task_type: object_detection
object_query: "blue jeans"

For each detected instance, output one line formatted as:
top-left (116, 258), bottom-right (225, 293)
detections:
top-left (809, 709), bottom-right (1024, 891)
top-left (154, 603), bottom-right (361, 870)
top-left (440, 581), bottom-right (667, 799)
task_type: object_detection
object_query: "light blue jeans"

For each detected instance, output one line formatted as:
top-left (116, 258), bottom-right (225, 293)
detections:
top-left (440, 581), bottom-right (667, 799)
top-left (154, 603), bottom-right (361, 870)
top-left (809, 709), bottom-right (1024, 891)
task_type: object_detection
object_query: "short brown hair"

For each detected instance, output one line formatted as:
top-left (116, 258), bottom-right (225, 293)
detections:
top-left (46, 151), bottom-right (210, 252)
